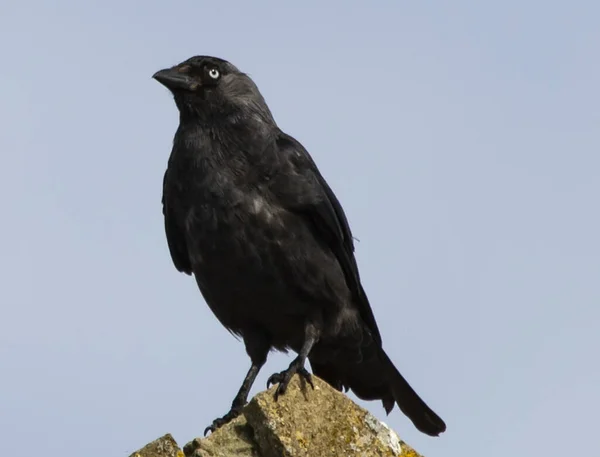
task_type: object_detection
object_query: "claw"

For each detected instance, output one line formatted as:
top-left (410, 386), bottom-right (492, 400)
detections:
top-left (203, 407), bottom-right (243, 436)
top-left (266, 360), bottom-right (314, 400)
top-left (266, 371), bottom-right (284, 389)
top-left (298, 367), bottom-right (314, 389)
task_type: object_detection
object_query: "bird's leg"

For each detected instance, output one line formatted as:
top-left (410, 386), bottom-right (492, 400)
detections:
top-left (203, 363), bottom-right (263, 435)
top-left (267, 322), bottom-right (319, 399)
top-left (204, 335), bottom-right (269, 435)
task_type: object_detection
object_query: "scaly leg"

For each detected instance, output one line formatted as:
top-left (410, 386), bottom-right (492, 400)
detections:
top-left (267, 322), bottom-right (319, 399)
top-left (204, 334), bottom-right (269, 435)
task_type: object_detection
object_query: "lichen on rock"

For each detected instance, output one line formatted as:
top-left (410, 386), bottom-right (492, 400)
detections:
top-left (131, 375), bottom-right (425, 457)
top-left (129, 433), bottom-right (183, 457)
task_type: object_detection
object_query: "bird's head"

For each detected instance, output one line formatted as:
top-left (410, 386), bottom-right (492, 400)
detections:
top-left (153, 55), bottom-right (274, 125)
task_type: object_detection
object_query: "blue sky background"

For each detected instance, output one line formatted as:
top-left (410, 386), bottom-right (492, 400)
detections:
top-left (1, 1), bottom-right (599, 456)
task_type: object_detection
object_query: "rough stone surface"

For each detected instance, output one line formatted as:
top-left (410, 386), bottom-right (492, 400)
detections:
top-left (131, 375), bottom-right (425, 457)
top-left (243, 375), bottom-right (421, 457)
top-left (183, 415), bottom-right (259, 457)
top-left (129, 433), bottom-right (184, 457)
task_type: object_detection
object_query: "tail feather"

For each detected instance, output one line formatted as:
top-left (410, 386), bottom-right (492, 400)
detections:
top-left (380, 349), bottom-right (446, 436)
top-left (310, 347), bottom-right (446, 437)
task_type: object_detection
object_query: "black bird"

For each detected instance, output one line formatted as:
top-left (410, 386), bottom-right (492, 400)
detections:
top-left (153, 56), bottom-right (446, 437)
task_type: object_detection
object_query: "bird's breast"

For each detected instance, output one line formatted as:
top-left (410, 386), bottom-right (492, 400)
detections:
top-left (181, 173), bottom-right (288, 254)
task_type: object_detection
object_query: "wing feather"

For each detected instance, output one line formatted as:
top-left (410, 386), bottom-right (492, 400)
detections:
top-left (273, 132), bottom-right (382, 346)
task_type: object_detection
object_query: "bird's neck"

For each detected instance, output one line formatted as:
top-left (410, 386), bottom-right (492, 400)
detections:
top-left (174, 114), bottom-right (278, 165)
top-left (178, 96), bottom-right (275, 127)
top-left (185, 101), bottom-right (276, 135)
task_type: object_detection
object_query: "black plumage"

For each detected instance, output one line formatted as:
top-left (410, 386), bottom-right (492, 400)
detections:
top-left (153, 56), bottom-right (446, 436)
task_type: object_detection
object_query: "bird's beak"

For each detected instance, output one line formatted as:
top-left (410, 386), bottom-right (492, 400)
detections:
top-left (152, 68), bottom-right (199, 91)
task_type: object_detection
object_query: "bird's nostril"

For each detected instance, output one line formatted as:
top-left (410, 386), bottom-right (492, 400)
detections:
top-left (178, 65), bottom-right (191, 73)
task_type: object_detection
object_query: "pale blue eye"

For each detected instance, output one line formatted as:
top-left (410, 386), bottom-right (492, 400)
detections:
top-left (208, 68), bottom-right (220, 79)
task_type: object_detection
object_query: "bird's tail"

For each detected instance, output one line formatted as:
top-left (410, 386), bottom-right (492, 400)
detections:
top-left (310, 346), bottom-right (446, 436)
top-left (380, 349), bottom-right (446, 436)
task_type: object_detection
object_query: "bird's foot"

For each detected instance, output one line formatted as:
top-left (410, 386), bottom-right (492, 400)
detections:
top-left (203, 406), bottom-right (243, 436)
top-left (266, 358), bottom-right (314, 400)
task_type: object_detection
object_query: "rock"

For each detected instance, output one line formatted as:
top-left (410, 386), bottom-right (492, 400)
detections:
top-left (183, 415), bottom-right (258, 457)
top-left (132, 375), bottom-right (425, 457)
top-left (129, 433), bottom-right (184, 457)
top-left (242, 375), bottom-right (421, 457)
